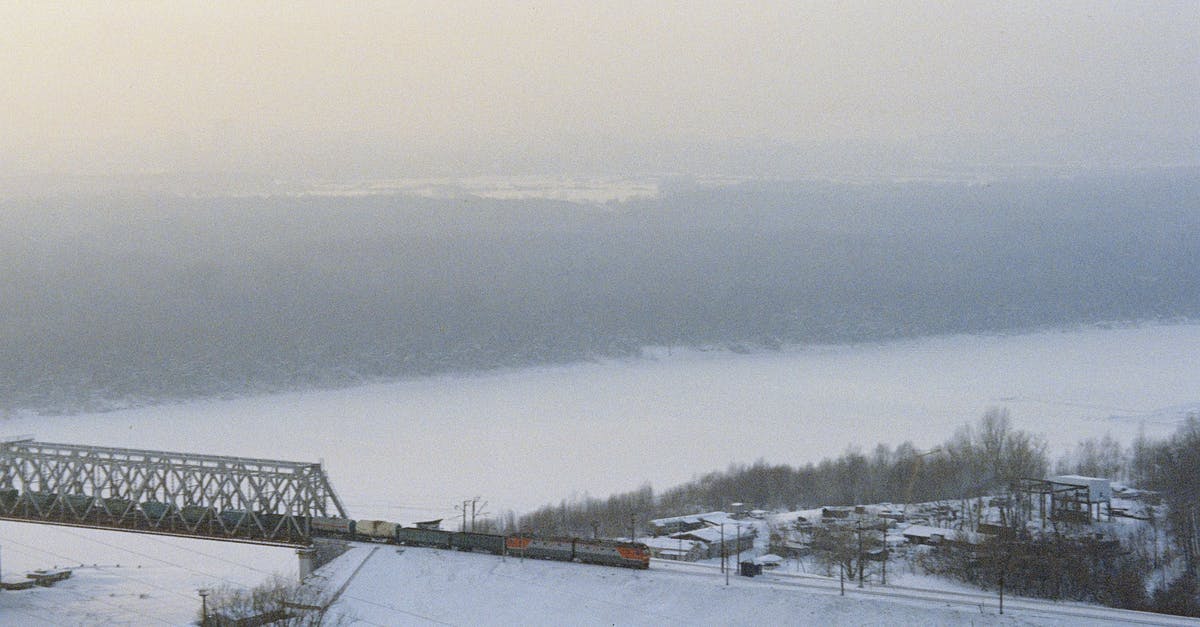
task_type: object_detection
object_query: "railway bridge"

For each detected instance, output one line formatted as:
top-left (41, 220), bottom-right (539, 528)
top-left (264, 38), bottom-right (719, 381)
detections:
top-left (0, 437), bottom-right (348, 551)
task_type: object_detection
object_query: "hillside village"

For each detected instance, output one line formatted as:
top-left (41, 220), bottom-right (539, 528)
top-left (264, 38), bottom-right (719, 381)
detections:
top-left (627, 473), bottom-right (1171, 604)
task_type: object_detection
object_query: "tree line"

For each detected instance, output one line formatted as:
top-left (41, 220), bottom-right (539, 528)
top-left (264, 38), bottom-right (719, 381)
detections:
top-left (514, 412), bottom-right (1200, 616)
top-left (515, 409), bottom-right (1046, 536)
top-left (920, 416), bottom-right (1200, 616)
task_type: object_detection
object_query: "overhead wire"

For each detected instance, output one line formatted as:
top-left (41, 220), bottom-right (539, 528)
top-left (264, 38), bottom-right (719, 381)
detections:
top-left (0, 536), bottom-right (180, 625)
top-left (52, 527), bottom-right (274, 591)
top-left (29, 527), bottom-right (439, 624)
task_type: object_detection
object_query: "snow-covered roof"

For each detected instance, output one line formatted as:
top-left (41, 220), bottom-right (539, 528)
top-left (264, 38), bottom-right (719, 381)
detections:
top-left (901, 524), bottom-right (946, 539)
top-left (650, 511), bottom-right (729, 526)
top-left (901, 525), bottom-right (985, 545)
top-left (1047, 475), bottom-right (1113, 501)
top-left (1050, 474), bottom-right (1110, 483)
top-left (671, 525), bottom-right (754, 544)
top-left (696, 512), bottom-right (741, 526)
top-left (754, 554), bottom-right (783, 565)
top-left (642, 537), bottom-right (702, 551)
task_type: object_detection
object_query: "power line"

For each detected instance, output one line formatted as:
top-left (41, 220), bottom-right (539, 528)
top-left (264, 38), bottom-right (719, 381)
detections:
top-left (135, 533), bottom-right (283, 578)
top-left (0, 534), bottom-right (196, 605)
top-left (0, 537), bottom-right (180, 625)
top-left (51, 527), bottom-right (276, 592)
top-left (336, 592), bottom-right (455, 626)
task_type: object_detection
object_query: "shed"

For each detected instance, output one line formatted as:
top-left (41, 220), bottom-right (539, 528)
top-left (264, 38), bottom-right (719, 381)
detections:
top-left (1048, 475), bottom-right (1112, 503)
top-left (901, 525), bottom-right (985, 547)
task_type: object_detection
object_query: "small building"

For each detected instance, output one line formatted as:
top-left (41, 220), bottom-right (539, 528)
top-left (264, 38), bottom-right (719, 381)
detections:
top-left (671, 525), bottom-right (756, 559)
top-left (650, 511), bottom-right (735, 536)
top-left (901, 525), bottom-right (985, 548)
top-left (641, 536), bottom-right (705, 562)
top-left (26, 569), bottom-right (72, 586)
top-left (1016, 475), bottom-right (1113, 525)
top-left (774, 539), bottom-right (811, 558)
top-left (1048, 475), bottom-right (1112, 521)
top-left (821, 507), bottom-right (852, 520)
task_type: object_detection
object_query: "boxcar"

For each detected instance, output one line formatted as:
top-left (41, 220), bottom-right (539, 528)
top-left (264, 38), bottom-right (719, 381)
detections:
top-left (140, 501), bottom-right (175, 521)
top-left (356, 519), bottom-right (398, 540)
top-left (24, 491), bottom-right (57, 512)
top-left (181, 505), bottom-right (215, 524)
top-left (311, 516), bottom-right (356, 536)
top-left (62, 493), bottom-right (93, 514)
top-left (256, 513), bottom-right (287, 533)
top-left (451, 531), bottom-right (505, 555)
top-left (102, 497), bottom-right (134, 517)
top-left (396, 526), bottom-right (452, 548)
top-left (219, 509), bottom-right (248, 529)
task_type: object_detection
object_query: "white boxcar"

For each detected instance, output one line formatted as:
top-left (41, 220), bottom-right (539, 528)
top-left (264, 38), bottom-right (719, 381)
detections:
top-left (356, 519), bottom-right (398, 540)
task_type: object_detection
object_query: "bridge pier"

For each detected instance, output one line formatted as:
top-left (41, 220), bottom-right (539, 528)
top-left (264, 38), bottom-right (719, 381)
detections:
top-left (297, 547), bottom-right (317, 581)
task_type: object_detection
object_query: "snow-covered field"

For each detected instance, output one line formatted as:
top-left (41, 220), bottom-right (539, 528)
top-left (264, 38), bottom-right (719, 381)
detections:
top-left (0, 322), bottom-right (1198, 623)
top-left (318, 544), bottom-right (1194, 626)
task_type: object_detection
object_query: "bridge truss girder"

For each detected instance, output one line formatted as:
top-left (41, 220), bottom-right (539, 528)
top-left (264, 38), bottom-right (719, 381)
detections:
top-left (0, 439), bottom-right (348, 545)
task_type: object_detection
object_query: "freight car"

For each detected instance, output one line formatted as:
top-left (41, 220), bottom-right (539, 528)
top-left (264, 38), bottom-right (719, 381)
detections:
top-left (311, 516), bottom-right (356, 536)
top-left (450, 531), bottom-right (506, 555)
top-left (395, 526), bottom-right (452, 548)
top-left (356, 519), bottom-right (398, 541)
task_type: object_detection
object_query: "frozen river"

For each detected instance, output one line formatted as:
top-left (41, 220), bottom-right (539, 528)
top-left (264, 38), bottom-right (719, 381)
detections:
top-left (3, 322), bottom-right (1196, 518)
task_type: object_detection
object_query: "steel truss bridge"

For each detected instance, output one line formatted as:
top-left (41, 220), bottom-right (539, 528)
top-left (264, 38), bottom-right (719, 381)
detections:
top-left (0, 438), bottom-right (348, 547)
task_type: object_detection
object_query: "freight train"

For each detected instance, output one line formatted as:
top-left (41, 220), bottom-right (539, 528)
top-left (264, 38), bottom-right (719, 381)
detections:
top-left (312, 516), bottom-right (651, 569)
top-left (0, 489), bottom-right (650, 570)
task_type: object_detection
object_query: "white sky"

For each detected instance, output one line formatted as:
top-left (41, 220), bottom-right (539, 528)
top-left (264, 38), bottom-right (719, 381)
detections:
top-left (2, 1), bottom-right (1197, 180)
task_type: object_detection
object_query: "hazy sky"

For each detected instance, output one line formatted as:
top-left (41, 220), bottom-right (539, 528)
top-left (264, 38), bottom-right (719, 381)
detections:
top-left (3, 1), bottom-right (1197, 182)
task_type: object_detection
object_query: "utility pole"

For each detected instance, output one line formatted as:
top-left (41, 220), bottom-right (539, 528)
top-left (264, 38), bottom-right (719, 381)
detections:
top-left (719, 524), bottom-right (724, 575)
top-left (720, 523), bottom-right (726, 573)
top-left (629, 514), bottom-right (636, 542)
top-left (735, 523), bottom-right (743, 570)
top-left (881, 542), bottom-right (887, 585)
top-left (857, 521), bottom-right (864, 588)
top-left (198, 588), bottom-right (210, 627)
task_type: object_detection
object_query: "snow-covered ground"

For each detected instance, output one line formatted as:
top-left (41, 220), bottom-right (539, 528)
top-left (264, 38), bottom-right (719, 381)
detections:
top-left (1, 322), bottom-right (1198, 623)
top-left (313, 544), bottom-right (1196, 626)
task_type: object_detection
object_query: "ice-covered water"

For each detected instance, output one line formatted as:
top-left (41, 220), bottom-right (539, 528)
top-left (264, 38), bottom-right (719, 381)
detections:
top-left (2, 322), bottom-right (1196, 519)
